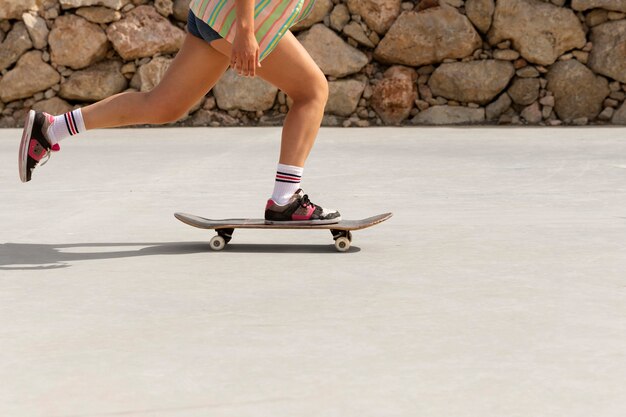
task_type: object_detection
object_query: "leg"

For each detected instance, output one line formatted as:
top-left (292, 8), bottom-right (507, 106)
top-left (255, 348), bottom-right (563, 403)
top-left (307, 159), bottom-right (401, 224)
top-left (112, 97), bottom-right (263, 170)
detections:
top-left (82, 34), bottom-right (230, 130)
top-left (211, 34), bottom-right (340, 223)
top-left (211, 31), bottom-right (328, 167)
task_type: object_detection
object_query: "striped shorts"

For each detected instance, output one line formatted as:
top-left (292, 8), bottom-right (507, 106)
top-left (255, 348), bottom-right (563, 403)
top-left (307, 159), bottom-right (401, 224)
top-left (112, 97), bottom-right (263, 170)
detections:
top-left (189, 0), bottom-right (316, 62)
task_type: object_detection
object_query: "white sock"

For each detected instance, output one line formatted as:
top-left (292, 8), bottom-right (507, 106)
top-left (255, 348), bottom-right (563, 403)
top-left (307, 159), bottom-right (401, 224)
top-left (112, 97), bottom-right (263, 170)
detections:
top-left (47, 109), bottom-right (86, 144)
top-left (271, 163), bottom-right (303, 205)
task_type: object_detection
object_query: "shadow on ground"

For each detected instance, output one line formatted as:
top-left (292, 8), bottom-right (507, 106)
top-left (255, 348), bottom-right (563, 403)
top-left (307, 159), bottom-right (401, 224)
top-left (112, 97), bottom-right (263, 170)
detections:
top-left (0, 242), bottom-right (360, 270)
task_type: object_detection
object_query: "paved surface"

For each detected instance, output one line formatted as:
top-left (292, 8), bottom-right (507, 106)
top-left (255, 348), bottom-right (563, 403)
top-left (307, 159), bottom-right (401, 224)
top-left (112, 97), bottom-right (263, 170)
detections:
top-left (1, 127), bottom-right (625, 417)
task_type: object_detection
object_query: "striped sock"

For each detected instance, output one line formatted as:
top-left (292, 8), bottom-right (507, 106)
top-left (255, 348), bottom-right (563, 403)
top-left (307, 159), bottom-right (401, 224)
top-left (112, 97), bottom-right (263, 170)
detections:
top-left (271, 163), bottom-right (303, 205)
top-left (47, 109), bottom-right (86, 144)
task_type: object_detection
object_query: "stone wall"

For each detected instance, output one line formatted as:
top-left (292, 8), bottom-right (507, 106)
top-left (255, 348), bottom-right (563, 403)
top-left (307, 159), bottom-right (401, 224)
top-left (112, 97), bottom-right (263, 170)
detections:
top-left (1, 0), bottom-right (625, 127)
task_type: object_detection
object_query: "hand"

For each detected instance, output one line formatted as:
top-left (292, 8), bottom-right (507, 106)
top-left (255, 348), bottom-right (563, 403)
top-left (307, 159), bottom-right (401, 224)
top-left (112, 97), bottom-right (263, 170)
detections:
top-left (231, 29), bottom-right (261, 77)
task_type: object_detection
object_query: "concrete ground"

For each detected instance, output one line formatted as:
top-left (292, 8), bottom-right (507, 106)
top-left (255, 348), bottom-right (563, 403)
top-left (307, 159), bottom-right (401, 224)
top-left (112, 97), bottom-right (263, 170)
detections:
top-left (1, 126), bottom-right (625, 417)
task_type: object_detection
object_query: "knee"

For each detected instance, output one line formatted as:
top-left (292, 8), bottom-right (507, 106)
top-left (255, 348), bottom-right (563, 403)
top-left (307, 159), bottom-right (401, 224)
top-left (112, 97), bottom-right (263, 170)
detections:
top-left (143, 91), bottom-right (188, 124)
top-left (291, 73), bottom-right (329, 108)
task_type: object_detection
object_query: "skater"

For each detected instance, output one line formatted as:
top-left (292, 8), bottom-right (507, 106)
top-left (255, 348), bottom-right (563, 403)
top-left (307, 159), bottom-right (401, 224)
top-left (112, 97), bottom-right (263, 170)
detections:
top-left (19, 0), bottom-right (341, 224)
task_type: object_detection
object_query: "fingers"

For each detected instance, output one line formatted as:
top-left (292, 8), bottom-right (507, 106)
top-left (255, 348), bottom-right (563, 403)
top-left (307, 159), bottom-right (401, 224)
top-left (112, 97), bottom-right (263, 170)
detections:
top-left (242, 55), bottom-right (251, 77)
top-left (231, 52), bottom-right (260, 77)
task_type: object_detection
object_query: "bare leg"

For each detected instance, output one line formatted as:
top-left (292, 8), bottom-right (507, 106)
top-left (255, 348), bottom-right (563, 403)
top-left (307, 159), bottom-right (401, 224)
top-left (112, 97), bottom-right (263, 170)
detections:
top-left (82, 35), bottom-right (230, 130)
top-left (210, 31), bottom-right (328, 167)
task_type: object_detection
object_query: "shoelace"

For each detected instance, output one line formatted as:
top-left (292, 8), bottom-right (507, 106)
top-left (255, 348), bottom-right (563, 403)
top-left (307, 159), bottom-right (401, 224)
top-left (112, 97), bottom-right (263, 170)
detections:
top-left (39, 149), bottom-right (51, 167)
top-left (300, 194), bottom-right (315, 209)
top-left (37, 143), bottom-right (59, 168)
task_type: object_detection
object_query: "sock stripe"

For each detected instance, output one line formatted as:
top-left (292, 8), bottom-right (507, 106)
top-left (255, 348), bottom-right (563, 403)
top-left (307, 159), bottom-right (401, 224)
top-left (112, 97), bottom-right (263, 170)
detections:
top-left (277, 171), bottom-right (301, 179)
top-left (275, 179), bottom-right (300, 183)
top-left (69, 111), bottom-right (80, 134)
top-left (69, 112), bottom-right (78, 135)
top-left (67, 112), bottom-right (78, 135)
top-left (63, 113), bottom-right (75, 136)
top-left (276, 174), bottom-right (301, 181)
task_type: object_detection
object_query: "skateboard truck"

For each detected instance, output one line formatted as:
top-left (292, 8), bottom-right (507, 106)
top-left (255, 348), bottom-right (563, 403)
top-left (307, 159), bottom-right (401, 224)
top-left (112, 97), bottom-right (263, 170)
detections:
top-left (210, 228), bottom-right (234, 251)
top-left (331, 229), bottom-right (353, 252)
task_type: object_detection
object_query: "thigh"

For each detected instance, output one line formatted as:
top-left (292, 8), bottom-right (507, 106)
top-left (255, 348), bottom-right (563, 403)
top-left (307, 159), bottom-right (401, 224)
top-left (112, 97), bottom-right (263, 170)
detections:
top-left (210, 31), bottom-right (327, 102)
top-left (148, 34), bottom-right (230, 108)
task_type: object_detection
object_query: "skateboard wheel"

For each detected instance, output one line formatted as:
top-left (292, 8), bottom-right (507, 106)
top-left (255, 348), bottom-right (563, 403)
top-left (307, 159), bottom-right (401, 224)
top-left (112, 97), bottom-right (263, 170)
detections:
top-left (334, 237), bottom-right (351, 252)
top-left (210, 235), bottom-right (226, 251)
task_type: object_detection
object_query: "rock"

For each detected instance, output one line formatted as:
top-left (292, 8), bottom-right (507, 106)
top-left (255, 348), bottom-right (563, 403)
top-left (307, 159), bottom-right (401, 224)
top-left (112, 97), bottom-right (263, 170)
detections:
top-left (347, 0), bottom-right (402, 34)
top-left (514, 58), bottom-right (527, 69)
top-left (542, 105), bottom-right (553, 119)
top-left (173, 0), bottom-right (190, 22)
top-left (0, 22), bottom-right (33, 72)
top-left (412, 105), bottom-right (485, 124)
top-left (371, 65), bottom-right (417, 124)
top-left (485, 92), bottom-right (512, 120)
top-left (375, 7), bottom-right (482, 66)
top-left (488, 0), bottom-right (586, 66)
top-left (132, 56), bottom-right (172, 92)
top-left (326, 78), bottom-right (367, 116)
top-left (608, 11), bottom-right (626, 20)
top-left (539, 95), bottom-right (555, 107)
top-left (22, 13), bottom-right (49, 50)
top-left (343, 22), bottom-right (376, 48)
top-left (572, 50), bottom-right (589, 64)
top-left (76, 6), bottom-right (122, 23)
top-left (546, 59), bottom-right (610, 122)
top-left (188, 109), bottom-right (239, 126)
top-left (521, 101), bottom-right (542, 123)
top-left (417, 0), bottom-right (441, 11)
top-left (214, 69), bottom-right (278, 111)
top-left (107, 6), bottom-right (185, 61)
top-left (611, 91), bottom-right (625, 101)
top-left (597, 107), bottom-right (614, 121)
top-left (586, 9), bottom-right (609, 27)
top-left (330, 4), bottom-right (350, 31)
top-left (49, 15), bottom-right (109, 70)
top-left (572, 117), bottom-right (588, 125)
top-left (588, 21), bottom-right (626, 83)
top-left (297, 24), bottom-right (368, 77)
top-left (0, 0), bottom-right (41, 20)
top-left (508, 78), bottom-right (541, 105)
top-left (31, 97), bottom-right (73, 115)
top-left (465, 0), bottom-right (495, 33)
top-left (428, 60), bottom-right (514, 105)
top-left (60, 0), bottom-right (130, 10)
top-left (154, 0), bottom-right (173, 17)
top-left (516, 66), bottom-right (540, 78)
top-left (203, 96), bottom-right (216, 110)
top-left (571, 0), bottom-right (626, 13)
top-left (612, 103), bottom-right (626, 124)
top-left (493, 49), bottom-right (519, 60)
top-left (292, 0), bottom-right (333, 31)
top-left (59, 60), bottom-right (127, 101)
top-left (368, 31), bottom-right (381, 46)
top-left (0, 51), bottom-right (61, 102)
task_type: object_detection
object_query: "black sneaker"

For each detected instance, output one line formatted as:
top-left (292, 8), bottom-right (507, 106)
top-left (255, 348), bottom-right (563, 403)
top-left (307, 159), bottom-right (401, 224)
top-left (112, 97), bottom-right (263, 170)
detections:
top-left (265, 189), bottom-right (341, 225)
top-left (19, 110), bottom-right (59, 183)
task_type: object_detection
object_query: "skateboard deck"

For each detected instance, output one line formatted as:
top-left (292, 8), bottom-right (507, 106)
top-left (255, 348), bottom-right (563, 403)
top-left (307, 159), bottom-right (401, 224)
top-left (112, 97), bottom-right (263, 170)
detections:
top-left (174, 212), bottom-right (392, 251)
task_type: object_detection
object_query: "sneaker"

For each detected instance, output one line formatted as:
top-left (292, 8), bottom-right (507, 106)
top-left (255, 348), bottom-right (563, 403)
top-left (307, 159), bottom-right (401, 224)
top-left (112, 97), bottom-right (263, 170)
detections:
top-left (19, 110), bottom-right (59, 183)
top-left (265, 189), bottom-right (341, 225)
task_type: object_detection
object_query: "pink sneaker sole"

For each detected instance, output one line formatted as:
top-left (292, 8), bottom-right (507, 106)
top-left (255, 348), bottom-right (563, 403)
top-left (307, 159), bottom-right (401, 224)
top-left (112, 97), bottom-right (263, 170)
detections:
top-left (18, 110), bottom-right (36, 183)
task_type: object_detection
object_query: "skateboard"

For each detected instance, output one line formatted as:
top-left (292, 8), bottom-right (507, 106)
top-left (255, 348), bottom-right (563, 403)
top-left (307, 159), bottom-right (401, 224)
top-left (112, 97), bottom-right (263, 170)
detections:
top-left (174, 212), bottom-right (393, 252)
